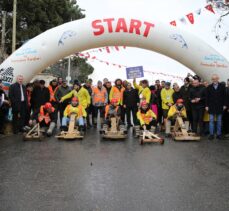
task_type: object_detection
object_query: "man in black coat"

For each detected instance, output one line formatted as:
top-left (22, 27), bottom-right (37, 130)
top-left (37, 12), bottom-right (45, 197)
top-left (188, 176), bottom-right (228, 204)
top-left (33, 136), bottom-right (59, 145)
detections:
top-left (206, 74), bottom-right (227, 140)
top-left (180, 77), bottom-right (193, 130)
top-left (189, 78), bottom-right (206, 135)
top-left (223, 79), bottom-right (229, 137)
top-left (9, 75), bottom-right (28, 134)
top-left (31, 80), bottom-right (50, 112)
top-left (123, 83), bottom-right (139, 128)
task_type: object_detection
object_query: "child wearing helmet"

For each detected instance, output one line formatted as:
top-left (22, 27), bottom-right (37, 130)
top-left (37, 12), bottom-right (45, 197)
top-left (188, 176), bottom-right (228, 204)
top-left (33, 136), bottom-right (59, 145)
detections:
top-left (104, 98), bottom-right (121, 120)
top-left (29, 102), bottom-right (56, 136)
top-left (165, 98), bottom-right (188, 136)
top-left (136, 100), bottom-right (157, 132)
top-left (61, 97), bottom-right (87, 134)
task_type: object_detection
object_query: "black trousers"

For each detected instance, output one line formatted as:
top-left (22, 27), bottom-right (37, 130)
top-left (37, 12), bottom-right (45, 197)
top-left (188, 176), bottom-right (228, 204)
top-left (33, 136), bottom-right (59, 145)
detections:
top-left (136, 119), bottom-right (156, 130)
top-left (12, 102), bottom-right (27, 133)
top-left (186, 109), bottom-right (193, 130)
top-left (192, 107), bottom-right (205, 134)
top-left (58, 102), bottom-right (68, 125)
top-left (120, 105), bottom-right (125, 123)
top-left (94, 106), bottom-right (105, 119)
top-left (126, 106), bottom-right (138, 126)
top-left (222, 110), bottom-right (229, 134)
top-left (0, 106), bottom-right (9, 133)
top-left (86, 104), bottom-right (95, 125)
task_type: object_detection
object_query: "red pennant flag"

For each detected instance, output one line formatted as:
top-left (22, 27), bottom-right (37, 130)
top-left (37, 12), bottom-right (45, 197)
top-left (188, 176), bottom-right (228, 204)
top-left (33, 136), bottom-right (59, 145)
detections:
top-left (205, 4), bottom-right (215, 14)
top-left (186, 13), bottom-right (194, 24)
top-left (115, 46), bottom-right (119, 51)
top-left (118, 65), bottom-right (122, 68)
top-left (170, 21), bottom-right (176, 26)
top-left (106, 62), bottom-right (109, 65)
top-left (105, 46), bottom-right (110, 53)
top-left (99, 48), bottom-right (102, 52)
top-left (91, 56), bottom-right (96, 59)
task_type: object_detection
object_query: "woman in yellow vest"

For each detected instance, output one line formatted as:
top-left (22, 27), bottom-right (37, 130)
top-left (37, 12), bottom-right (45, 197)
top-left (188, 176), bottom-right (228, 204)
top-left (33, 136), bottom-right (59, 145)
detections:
top-left (166, 98), bottom-right (188, 136)
top-left (137, 100), bottom-right (157, 130)
top-left (61, 97), bottom-right (87, 133)
top-left (60, 81), bottom-right (90, 109)
top-left (133, 78), bottom-right (151, 103)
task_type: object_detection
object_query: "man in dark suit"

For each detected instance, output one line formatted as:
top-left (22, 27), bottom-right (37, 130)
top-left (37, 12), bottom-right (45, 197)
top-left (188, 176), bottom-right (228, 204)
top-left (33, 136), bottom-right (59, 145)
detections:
top-left (9, 75), bottom-right (28, 134)
top-left (206, 74), bottom-right (227, 140)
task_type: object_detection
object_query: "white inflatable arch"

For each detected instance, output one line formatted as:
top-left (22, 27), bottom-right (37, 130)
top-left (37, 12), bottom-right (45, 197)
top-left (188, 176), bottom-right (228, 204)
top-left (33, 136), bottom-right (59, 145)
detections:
top-left (0, 17), bottom-right (229, 86)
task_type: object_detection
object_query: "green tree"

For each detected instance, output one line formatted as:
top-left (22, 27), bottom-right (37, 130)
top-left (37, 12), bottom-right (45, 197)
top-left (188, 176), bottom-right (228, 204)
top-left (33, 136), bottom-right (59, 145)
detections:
top-left (44, 57), bottom-right (94, 83)
top-left (0, 0), bottom-right (94, 80)
top-left (0, 0), bottom-right (85, 54)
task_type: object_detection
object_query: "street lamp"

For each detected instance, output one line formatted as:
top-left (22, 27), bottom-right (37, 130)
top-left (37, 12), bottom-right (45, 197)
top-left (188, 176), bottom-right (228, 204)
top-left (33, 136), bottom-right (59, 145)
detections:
top-left (12, 0), bottom-right (17, 52)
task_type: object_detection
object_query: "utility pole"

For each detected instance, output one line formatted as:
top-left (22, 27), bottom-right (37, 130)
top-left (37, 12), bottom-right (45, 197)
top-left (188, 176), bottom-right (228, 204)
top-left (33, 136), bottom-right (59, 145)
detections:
top-left (12, 0), bottom-right (17, 53)
top-left (1, 11), bottom-right (6, 60)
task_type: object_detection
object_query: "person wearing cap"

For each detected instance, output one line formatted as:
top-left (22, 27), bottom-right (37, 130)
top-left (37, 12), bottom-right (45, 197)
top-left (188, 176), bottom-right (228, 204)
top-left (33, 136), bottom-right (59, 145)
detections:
top-left (55, 79), bottom-right (71, 125)
top-left (136, 100), bottom-right (157, 135)
top-left (0, 80), bottom-right (10, 134)
top-left (160, 82), bottom-right (174, 131)
top-left (83, 79), bottom-right (94, 128)
top-left (92, 80), bottom-right (108, 128)
top-left (31, 80), bottom-right (50, 113)
top-left (166, 99), bottom-right (188, 136)
top-left (123, 82), bottom-right (139, 128)
top-left (109, 79), bottom-right (125, 122)
top-left (133, 78), bottom-right (151, 104)
top-left (29, 102), bottom-right (56, 136)
top-left (180, 77), bottom-right (193, 130)
top-left (61, 97), bottom-right (86, 134)
top-left (60, 81), bottom-right (91, 110)
top-left (189, 78), bottom-right (206, 135)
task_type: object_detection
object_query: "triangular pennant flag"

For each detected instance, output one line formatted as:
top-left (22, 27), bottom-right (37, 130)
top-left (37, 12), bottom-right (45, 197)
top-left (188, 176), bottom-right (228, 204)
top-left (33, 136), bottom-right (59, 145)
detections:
top-left (170, 21), bottom-right (176, 26)
top-left (115, 46), bottom-right (119, 51)
top-left (186, 13), bottom-right (194, 24)
top-left (195, 9), bottom-right (201, 15)
top-left (205, 4), bottom-right (215, 14)
top-left (179, 17), bottom-right (187, 24)
top-left (105, 46), bottom-right (110, 53)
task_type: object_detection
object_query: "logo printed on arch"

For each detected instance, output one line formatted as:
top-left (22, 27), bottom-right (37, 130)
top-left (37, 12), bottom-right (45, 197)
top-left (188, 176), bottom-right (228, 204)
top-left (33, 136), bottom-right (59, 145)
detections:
top-left (92, 18), bottom-right (155, 38)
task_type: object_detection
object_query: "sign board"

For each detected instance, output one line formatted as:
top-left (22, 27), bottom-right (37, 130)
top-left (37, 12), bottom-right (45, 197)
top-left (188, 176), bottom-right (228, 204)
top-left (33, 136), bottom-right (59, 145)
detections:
top-left (126, 66), bottom-right (144, 79)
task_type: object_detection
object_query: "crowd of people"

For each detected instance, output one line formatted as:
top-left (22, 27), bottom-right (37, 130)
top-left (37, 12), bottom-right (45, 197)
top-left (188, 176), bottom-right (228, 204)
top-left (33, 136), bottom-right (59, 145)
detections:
top-left (0, 73), bottom-right (229, 140)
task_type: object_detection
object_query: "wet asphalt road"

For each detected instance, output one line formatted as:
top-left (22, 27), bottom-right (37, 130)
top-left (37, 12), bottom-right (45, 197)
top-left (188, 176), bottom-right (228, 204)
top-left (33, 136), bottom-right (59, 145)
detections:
top-left (0, 129), bottom-right (229, 211)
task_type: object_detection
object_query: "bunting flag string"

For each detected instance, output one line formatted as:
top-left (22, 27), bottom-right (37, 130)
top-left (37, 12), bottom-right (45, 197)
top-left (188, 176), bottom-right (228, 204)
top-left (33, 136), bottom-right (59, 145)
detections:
top-left (170, 4), bottom-right (215, 27)
top-left (77, 53), bottom-right (184, 80)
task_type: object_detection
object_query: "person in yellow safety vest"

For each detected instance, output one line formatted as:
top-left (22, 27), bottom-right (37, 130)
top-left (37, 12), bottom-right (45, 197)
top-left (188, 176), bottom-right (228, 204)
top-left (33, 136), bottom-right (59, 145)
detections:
top-left (133, 78), bottom-right (151, 103)
top-left (109, 79), bottom-right (125, 122)
top-left (161, 82), bottom-right (174, 130)
top-left (165, 98), bottom-right (188, 136)
top-left (92, 80), bottom-right (108, 128)
top-left (61, 97), bottom-right (87, 134)
top-left (60, 81), bottom-right (90, 109)
top-left (136, 100), bottom-right (157, 131)
top-left (29, 102), bottom-right (56, 136)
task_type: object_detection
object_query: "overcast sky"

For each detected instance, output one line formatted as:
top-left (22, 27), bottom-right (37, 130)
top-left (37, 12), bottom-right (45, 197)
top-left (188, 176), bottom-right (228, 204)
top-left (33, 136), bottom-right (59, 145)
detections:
top-left (77, 0), bottom-right (229, 84)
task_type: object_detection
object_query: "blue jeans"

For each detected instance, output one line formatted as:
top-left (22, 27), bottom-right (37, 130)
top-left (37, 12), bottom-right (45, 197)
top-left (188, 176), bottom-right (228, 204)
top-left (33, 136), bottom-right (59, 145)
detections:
top-left (62, 117), bottom-right (84, 127)
top-left (209, 114), bottom-right (222, 136)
